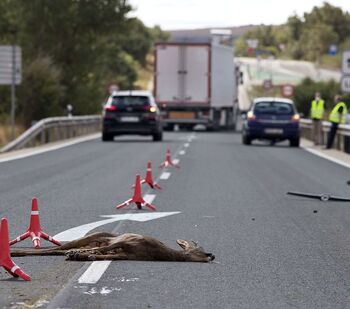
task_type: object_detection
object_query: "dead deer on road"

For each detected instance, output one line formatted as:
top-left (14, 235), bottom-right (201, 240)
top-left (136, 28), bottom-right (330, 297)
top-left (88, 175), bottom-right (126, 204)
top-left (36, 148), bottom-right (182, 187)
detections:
top-left (11, 232), bottom-right (215, 262)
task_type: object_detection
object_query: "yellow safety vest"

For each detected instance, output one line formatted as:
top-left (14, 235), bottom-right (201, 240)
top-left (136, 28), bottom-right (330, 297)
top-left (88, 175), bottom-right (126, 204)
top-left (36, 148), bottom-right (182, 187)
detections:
top-left (310, 99), bottom-right (324, 119)
top-left (329, 102), bottom-right (347, 124)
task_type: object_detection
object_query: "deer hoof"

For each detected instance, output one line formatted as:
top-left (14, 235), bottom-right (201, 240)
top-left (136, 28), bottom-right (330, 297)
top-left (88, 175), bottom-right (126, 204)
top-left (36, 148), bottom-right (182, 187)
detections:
top-left (66, 250), bottom-right (80, 260)
top-left (87, 255), bottom-right (96, 261)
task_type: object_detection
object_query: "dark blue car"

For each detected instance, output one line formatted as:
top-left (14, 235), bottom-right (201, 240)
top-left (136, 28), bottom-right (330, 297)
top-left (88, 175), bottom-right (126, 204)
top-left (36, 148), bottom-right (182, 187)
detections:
top-left (242, 98), bottom-right (300, 147)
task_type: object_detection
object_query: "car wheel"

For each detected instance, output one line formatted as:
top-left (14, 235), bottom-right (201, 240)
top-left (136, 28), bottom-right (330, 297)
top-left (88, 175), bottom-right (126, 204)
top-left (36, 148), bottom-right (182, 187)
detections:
top-left (153, 131), bottom-right (163, 142)
top-left (102, 133), bottom-right (114, 142)
top-left (242, 134), bottom-right (251, 145)
top-left (289, 137), bottom-right (300, 147)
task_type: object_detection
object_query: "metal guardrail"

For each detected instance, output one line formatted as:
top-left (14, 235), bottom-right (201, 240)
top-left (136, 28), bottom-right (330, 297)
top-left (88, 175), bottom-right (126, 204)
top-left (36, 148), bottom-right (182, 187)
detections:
top-left (300, 118), bottom-right (350, 152)
top-left (1, 115), bottom-right (101, 153)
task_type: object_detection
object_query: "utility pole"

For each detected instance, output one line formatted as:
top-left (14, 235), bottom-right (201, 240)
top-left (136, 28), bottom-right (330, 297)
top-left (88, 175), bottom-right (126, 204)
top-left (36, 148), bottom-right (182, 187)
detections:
top-left (11, 44), bottom-right (16, 140)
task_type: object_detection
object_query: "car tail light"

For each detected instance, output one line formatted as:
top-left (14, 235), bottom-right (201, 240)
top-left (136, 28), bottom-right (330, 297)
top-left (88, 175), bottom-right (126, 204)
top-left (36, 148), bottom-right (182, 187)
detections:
top-left (247, 111), bottom-right (256, 121)
top-left (149, 106), bottom-right (157, 113)
top-left (291, 114), bottom-right (300, 122)
top-left (104, 105), bottom-right (117, 111)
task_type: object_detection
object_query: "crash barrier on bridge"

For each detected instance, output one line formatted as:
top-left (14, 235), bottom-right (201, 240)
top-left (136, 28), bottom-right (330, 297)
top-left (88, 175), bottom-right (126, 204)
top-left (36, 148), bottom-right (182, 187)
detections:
top-left (1, 115), bottom-right (101, 153)
top-left (300, 119), bottom-right (350, 153)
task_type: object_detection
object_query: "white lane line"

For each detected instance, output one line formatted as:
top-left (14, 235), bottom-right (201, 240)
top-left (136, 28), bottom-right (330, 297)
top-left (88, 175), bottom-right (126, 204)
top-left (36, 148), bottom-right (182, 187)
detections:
top-left (160, 172), bottom-right (171, 180)
top-left (179, 150), bottom-right (186, 155)
top-left (143, 194), bottom-right (156, 204)
top-left (0, 133), bottom-right (100, 163)
top-left (184, 143), bottom-right (190, 148)
top-left (302, 146), bottom-right (350, 169)
top-left (173, 158), bottom-right (180, 165)
top-left (78, 261), bottom-right (111, 284)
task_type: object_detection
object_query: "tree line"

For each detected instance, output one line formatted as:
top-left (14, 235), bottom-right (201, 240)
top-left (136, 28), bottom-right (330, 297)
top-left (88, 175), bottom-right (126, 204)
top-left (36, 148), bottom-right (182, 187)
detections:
top-left (0, 0), bottom-right (169, 127)
top-left (235, 2), bottom-right (350, 62)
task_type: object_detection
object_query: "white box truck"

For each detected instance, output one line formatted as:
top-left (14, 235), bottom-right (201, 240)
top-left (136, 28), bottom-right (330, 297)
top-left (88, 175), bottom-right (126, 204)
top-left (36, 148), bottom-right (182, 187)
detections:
top-left (154, 41), bottom-right (239, 130)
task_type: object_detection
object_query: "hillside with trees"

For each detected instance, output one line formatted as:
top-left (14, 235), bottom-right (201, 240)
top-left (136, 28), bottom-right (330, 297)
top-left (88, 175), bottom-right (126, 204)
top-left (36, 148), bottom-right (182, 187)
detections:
top-left (235, 2), bottom-right (350, 65)
top-left (0, 0), bottom-right (169, 131)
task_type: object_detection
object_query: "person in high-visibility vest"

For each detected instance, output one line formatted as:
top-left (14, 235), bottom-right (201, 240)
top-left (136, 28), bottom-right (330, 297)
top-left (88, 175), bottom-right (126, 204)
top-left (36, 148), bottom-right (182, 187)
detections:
top-left (325, 95), bottom-right (347, 149)
top-left (310, 92), bottom-right (325, 145)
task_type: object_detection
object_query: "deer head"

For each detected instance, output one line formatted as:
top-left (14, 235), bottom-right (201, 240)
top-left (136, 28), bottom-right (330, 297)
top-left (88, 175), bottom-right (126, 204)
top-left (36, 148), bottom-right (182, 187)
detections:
top-left (176, 239), bottom-right (215, 262)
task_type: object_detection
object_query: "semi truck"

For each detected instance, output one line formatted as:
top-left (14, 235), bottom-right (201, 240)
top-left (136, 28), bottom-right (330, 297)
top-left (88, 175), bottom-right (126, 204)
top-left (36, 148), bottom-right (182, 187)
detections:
top-left (153, 40), bottom-right (239, 131)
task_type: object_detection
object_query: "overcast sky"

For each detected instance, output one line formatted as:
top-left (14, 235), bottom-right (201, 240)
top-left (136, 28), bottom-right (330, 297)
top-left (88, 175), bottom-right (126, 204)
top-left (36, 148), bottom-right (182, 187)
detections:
top-left (128, 0), bottom-right (350, 30)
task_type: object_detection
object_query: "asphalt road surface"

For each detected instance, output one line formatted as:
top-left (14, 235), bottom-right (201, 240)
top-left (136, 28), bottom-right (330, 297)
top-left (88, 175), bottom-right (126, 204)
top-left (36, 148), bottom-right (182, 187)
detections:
top-left (2, 132), bottom-right (350, 309)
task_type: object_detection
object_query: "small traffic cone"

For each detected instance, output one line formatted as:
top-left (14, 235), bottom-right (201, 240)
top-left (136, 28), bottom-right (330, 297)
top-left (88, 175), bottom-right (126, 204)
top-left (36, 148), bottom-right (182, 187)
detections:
top-left (141, 162), bottom-right (161, 189)
top-left (9, 197), bottom-right (61, 249)
top-left (117, 175), bottom-right (156, 211)
top-left (159, 149), bottom-right (180, 169)
top-left (0, 218), bottom-right (31, 281)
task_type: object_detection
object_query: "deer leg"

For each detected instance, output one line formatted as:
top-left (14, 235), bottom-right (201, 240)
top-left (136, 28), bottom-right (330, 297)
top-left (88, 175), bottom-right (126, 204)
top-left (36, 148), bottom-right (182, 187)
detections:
top-left (66, 250), bottom-right (128, 261)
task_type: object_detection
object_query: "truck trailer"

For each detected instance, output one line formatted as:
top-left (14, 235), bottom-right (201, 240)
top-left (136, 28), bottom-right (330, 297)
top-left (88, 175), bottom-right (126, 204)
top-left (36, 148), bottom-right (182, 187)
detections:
top-left (154, 41), bottom-right (239, 131)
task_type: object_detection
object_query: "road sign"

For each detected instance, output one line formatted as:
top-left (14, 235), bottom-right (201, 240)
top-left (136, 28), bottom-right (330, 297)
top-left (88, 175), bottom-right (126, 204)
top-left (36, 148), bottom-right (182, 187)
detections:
top-left (0, 45), bottom-right (22, 85)
top-left (246, 39), bottom-right (259, 49)
top-left (281, 84), bottom-right (295, 97)
top-left (329, 44), bottom-right (337, 56)
top-left (341, 76), bottom-right (350, 93)
top-left (342, 51), bottom-right (350, 74)
top-left (108, 84), bottom-right (119, 94)
top-left (263, 79), bottom-right (273, 91)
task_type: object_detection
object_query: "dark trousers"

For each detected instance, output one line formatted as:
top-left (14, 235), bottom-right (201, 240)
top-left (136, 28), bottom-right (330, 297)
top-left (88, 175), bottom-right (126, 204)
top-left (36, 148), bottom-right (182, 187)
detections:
top-left (326, 122), bottom-right (338, 149)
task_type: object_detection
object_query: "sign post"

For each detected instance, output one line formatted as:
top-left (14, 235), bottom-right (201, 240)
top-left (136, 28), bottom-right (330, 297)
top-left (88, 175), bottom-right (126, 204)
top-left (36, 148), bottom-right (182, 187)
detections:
top-left (0, 45), bottom-right (22, 140)
top-left (341, 51), bottom-right (350, 93)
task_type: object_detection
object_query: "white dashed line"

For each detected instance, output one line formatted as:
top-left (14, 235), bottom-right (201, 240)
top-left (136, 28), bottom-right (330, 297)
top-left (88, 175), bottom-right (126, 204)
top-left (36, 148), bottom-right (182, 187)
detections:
top-left (173, 158), bottom-right (180, 165)
top-left (160, 172), bottom-right (171, 180)
top-left (143, 194), bottom-right (156, 204)
top-left (179, 150), bottom-right (186, 155)
top-left (78, 261), bottom-right (111, 284)
top-left (184, 143), bottom-right (190, 147)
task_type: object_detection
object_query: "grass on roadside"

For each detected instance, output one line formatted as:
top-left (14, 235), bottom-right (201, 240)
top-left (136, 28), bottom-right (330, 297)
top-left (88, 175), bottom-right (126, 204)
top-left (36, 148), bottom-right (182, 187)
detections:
top-left (0, 124), bottom-right (25, 148)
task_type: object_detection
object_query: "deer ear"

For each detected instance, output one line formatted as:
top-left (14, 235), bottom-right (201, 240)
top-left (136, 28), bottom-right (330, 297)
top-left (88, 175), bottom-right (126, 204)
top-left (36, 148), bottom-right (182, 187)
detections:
top-left (176, 239), bottom-right (190, 250)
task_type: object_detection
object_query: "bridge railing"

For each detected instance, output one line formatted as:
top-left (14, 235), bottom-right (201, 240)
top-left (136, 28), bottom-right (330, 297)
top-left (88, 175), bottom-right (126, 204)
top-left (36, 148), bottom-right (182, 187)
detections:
top-left (1, 115), bottom-right (101, 153)
top-left (300, 119), bottom-right (350, 152)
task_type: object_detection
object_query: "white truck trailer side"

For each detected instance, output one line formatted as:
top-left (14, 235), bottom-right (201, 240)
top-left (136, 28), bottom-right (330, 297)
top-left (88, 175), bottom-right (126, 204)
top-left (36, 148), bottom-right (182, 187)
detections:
top-left (154, 42), bottom-right (238, 130)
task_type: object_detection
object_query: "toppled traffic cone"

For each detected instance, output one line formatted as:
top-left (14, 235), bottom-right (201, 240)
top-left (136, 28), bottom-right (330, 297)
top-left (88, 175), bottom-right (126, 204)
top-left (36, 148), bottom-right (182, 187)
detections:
top-left (10, 197), bottom-right (61, 249)
top-left (0, 217), bottom-right (31, 281)
top-left (159, 149), bottom-right (180, 169)
top-left (117, 175), bottom-right (156, 211)
top-left (141, 162), bottom-right (161, 190)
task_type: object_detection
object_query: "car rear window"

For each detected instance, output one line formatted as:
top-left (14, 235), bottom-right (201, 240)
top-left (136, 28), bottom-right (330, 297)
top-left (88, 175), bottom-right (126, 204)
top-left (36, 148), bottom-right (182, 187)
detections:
top-left (254, 101), bottom-right (294, 115)
top-left (111, 96), bottom-right (150, 107)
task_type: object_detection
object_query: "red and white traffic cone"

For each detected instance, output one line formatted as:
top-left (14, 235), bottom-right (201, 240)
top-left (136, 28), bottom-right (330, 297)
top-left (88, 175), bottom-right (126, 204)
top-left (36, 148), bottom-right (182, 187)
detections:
top-left (117, 175), bottom-right (156, 211)
top-left (159, 149), bottom-right (180, 169)
top-left (0, 217), bottom-right (31, 281)
top-left (141, 162), bottom-right (161, 190)
top-left (9, 197), bottom-right (61, 249)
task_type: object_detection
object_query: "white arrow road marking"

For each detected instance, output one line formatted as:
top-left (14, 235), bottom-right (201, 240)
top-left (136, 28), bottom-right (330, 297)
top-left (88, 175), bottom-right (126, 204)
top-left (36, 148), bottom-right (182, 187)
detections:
top-left (54, 212), bottom-right (180, 242)
top-left (160, 172), bottom-right (171, 180)
top-left (179, 150), bottom-right (186, 155)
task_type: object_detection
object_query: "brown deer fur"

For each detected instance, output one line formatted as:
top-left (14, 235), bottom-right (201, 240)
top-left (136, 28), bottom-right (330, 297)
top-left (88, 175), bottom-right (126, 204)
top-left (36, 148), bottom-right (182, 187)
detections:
top-left (11, 232), bottom-right (215, 262)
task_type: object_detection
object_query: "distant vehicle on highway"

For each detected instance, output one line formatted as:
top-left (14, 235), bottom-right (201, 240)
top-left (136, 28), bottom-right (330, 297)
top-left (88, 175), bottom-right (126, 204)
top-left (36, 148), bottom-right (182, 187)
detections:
top-left (154, 40), bottom-right (240, 131)
top-left (102, 90), bottom-right (163, 142)
top-left (242, 97), bottom-right (300, 147)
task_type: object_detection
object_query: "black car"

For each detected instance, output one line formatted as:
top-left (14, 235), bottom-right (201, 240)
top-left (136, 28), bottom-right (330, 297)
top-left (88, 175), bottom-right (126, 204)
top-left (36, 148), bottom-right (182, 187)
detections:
top-left (242, 97), bottom-right (300, 147)
top-left (102, 91), bottom-right (163, 142)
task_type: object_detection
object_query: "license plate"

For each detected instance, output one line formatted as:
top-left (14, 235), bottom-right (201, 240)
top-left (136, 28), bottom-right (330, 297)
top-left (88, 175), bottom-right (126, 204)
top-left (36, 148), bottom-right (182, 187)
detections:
top-left (120, 116), bottom-right (139, 122)
top-left (264, 128), bottom-right (283, 134)
top-left (169, 112), bottom-right (195, 119)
